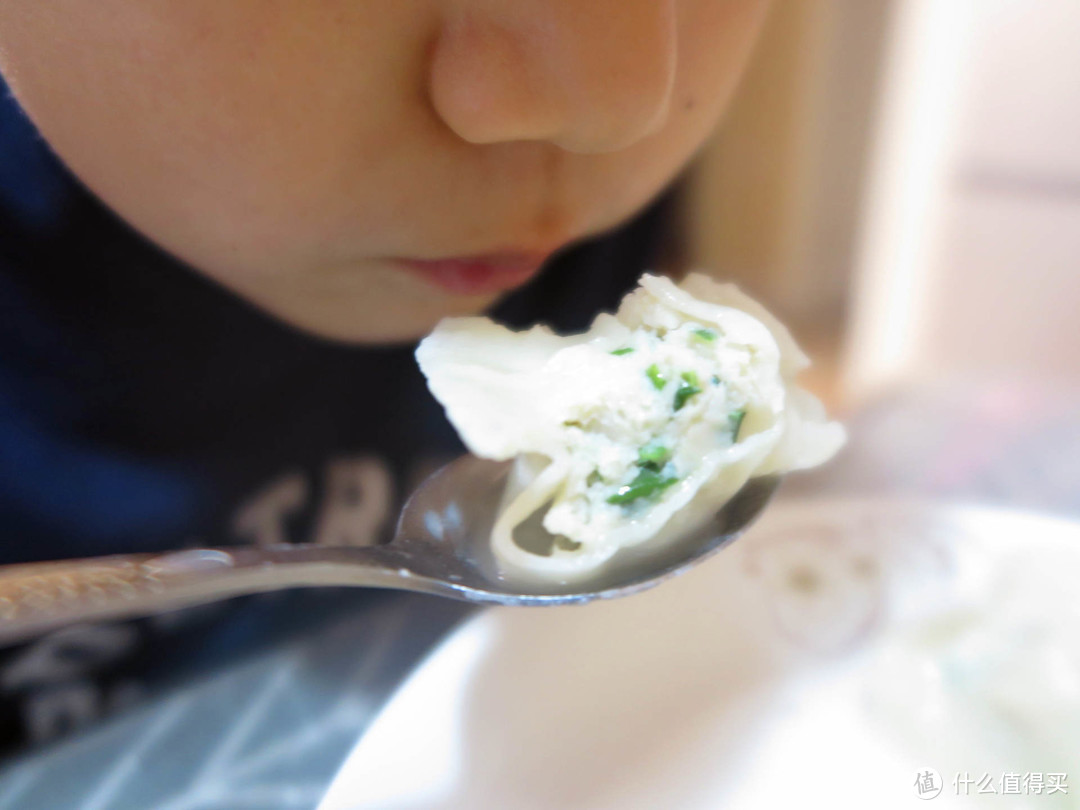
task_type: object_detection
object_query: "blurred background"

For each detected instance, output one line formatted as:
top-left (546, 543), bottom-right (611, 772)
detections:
top-left (686, 0), bottom-right (1080, 517)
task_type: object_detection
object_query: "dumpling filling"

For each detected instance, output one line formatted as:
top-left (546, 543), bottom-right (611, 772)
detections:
top-left (416, 273), bottom-right (845, 580)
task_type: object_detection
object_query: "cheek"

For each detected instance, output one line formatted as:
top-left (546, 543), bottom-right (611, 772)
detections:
top-left (672, 0), bottom-right (772, 151)
top-left (568, 0), bottom-right (770, 234)
top-left (0, 1), bottom-right (432, 275)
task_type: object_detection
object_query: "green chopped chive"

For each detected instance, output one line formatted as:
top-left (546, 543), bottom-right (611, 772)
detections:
top-left (728, 408), bottom-right (747, 441)
top-left (636, 441), bottom-right (671, 471)
top-left (692, 328), bottom-right (717, 342)
top-left (610, 347), bottom-right (634, 356)
top-left (646, 364), bottom-right (667, 390)
top-left (673, 371), bottom-right (703, 411)
top-left (586, 470), bottom-right (603, 486)
top-left (606, 468), bottom-right (679, 505)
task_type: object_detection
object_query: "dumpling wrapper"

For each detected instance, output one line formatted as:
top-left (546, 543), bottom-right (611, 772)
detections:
top-left (417, 273), bottom-right (845, 580)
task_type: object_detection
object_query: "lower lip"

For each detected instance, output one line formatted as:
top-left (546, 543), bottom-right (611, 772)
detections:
top-left (398, 254), bottom-right (548, 295)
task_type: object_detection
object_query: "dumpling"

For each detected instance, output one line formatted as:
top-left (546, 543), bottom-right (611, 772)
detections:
top-left (416, 273), bottom-right (845, 580)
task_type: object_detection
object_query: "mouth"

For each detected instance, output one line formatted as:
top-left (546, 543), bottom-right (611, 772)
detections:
top-left (396, 252), bottom-right (551, 295)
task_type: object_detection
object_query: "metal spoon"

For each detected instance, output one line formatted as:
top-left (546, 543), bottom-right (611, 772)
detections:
top-left (0, 456), bottom-right (778, 644)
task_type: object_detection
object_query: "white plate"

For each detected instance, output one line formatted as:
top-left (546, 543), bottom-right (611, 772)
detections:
top-left (320, 499), bottom-right (1080, 810)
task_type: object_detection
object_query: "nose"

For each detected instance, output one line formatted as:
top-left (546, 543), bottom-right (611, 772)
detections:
top-left (429, 1), bottom-right (678, 154)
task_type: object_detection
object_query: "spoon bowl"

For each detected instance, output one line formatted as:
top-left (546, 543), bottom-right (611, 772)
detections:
top-left (0, 455), bottom-right (779, 644)
top-left (398, 455), bottom-right (780, 602)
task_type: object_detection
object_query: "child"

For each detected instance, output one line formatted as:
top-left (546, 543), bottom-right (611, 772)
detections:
top-left (0, 1), bottom-right (770, 750)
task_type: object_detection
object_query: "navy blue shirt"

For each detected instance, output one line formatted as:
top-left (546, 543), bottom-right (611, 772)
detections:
top-left (0, 76), bottom-right (677, 751)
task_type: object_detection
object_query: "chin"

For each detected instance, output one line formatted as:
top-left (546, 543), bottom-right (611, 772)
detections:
top-left (193, 256), bottom-right (504, 344)
top-left (248, 287), bottom-right (498, 345)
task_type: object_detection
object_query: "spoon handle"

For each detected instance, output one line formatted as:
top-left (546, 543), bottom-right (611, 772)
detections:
top-left (0, 545), bottom-right (403, 645)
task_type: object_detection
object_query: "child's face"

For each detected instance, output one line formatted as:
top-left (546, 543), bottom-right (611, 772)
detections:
top-left (0, 1), bottom-right (769, 341)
